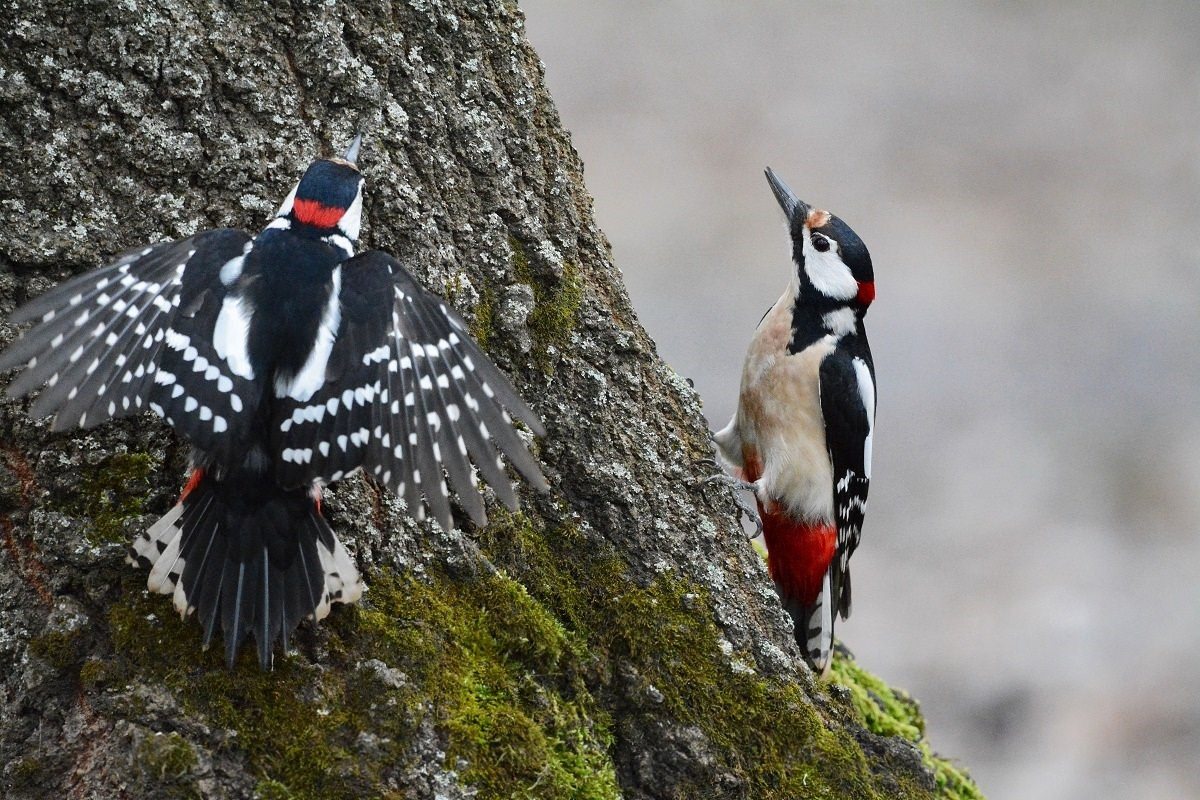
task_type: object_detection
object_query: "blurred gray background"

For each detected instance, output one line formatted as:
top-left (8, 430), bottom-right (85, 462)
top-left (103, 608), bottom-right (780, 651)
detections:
top-left (521, 3), bottom-right (1200, 798)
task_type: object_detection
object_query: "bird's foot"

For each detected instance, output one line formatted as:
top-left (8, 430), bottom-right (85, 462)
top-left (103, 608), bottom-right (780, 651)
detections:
top-left (697, 470), bottom-right (763, 539)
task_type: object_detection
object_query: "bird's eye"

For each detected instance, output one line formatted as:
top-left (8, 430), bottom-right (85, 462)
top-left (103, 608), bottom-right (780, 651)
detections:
top-left (811, 234), bottom-right (830, 253)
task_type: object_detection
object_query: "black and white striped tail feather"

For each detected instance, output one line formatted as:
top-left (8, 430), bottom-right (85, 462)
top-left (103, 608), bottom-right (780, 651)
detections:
top-left (126, 474), bottom-right (363, 669)
top-left (783, 570), bottom-right (835, 674)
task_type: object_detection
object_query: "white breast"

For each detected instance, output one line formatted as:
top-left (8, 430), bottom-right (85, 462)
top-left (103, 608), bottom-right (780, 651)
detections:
top-left (732, 295), bottom-right (836, 521)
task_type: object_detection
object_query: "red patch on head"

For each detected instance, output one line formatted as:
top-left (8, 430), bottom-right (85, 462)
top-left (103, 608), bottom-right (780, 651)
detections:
top-left (292, 197), bottom-right (345, 229)
top-left (856, 281), bottom-right (875, 305)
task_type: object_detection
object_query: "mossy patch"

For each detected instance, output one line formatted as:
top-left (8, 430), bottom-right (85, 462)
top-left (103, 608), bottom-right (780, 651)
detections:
top-left (336, 571), bottom-right (620, 800)
top-left (78, 656), bottom-right (113, 688)
top-left (98, 506), bottom-right (976, 800)
top-left (254, 779), bottom-right (295, 800)
top-left (5, 756), bottom-right (45, 791)
top-left (62, 451), bottom-right (158, 544)
top-left (107, 584), bottom-right (387, 797)
top-left (509, 236), bottom-right (583, 372)
top-left (832, 652), bottom-right (985, 800)
top-left (136, 731), bottom-right (198, 779)
top-left (468, 280), bottom-right (498, 352)
top-left (28, 628), bottom-right (84, 671)
top-left (103, 560), bottom-right (619, 800)
top-left (476, 510), bottom-right (942, 799)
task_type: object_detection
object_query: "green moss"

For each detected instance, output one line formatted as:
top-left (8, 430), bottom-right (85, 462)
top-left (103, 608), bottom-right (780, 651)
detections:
top-left (830, 652), bottom-right (924, 741)
top-left (339, 571), bottom-right (619, 800)
top-left (63, 451), bottom-right (159, 544)
top-left (7, 756), bottom-right (44, 788)
top-left (105, 560), bottom-right (618, 800)
top-left (477, 510), bottom-right (937, 799)
top-left (832, 652), bottom-right (985, 800)
top-left (108, 587), bottom-right (376, 797)
top-left (101, 505), bottom-right (973, 800)
top-left (509, 236), bottom-right (583, 372)
top-left (29, 628), bottom-right (83, 671)
top-left (254, 779), bottom-right (295, 800)
top-left (79, 656), bottom-right (112, 688)
top-left (137, 731), bottom-right (198, 779)
top-left (468, 281), bottom-right (498, 352)
top-left (460, 237), bottom-right (583, 369)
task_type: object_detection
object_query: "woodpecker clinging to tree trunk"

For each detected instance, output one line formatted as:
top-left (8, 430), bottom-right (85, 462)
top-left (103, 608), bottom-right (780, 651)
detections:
top-left (0, 134), bottom-right (548, 669)
top-left (714, 168), bottom-right (875, 674)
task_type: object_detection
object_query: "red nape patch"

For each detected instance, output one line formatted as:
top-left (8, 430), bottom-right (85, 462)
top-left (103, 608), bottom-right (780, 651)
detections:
top-left (857, 281), bottom-right (875, 305)
top-left (760, 509), bottom-right (836, 606)
top-left (292, 197), bottom-right (344, 229)
top-left (179, 468), bottom-right (205, 502)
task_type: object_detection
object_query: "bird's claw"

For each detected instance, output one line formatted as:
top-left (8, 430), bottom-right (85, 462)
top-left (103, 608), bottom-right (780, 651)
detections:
top-left (697, 470), bottom-right (763, 539)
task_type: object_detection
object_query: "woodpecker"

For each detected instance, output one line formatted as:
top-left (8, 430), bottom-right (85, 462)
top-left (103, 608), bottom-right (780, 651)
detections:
top-left (0, 134), bottom-right (549, 669)
top-left (714, 168), bottom-right (875, 674)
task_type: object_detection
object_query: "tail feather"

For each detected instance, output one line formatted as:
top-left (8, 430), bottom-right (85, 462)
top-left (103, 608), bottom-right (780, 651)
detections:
top-left (128, 503), bottom-right (184, 571)
top-left (759, 508), bottom-right (840, 674)
top-left (783, 569), bottom-right (834, 674)
top-left (314, 518), bottom-right (365, 620)
top-left (126, 469), bottom-right (364, 669)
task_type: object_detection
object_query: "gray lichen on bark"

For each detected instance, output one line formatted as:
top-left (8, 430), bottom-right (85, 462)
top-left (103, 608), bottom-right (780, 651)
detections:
top-left (0, 2), bottom-right (982, 799)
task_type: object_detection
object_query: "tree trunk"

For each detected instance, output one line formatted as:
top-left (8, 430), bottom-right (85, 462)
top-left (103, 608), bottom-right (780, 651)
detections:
top-left (0, 2), bottom-right (982, 798)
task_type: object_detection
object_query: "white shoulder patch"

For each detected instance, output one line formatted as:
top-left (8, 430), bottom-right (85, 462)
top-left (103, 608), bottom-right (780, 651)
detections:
top-left (852, 357), bottom-right (875, 479)
top-left (275, 266), bottom-right (342, 402)
top-left (213, 295), bottom-right (256, 380)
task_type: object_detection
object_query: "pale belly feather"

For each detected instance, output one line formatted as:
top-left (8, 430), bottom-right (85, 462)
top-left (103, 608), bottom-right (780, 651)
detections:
top-left (724, 298), bottom-right (836, 522)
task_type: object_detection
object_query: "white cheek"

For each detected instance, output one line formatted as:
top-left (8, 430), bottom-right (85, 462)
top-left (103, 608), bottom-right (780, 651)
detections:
top-left (275, 182), bottom-right (299, 218)
top-left (802, 234), bottom-right (858, 300)
top-left (337, 184), bottom-right (364, 240)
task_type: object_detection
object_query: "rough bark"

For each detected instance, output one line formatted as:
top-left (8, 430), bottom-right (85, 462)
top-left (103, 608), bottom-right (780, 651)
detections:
top-left (0, 2), bottom-right (983, 799)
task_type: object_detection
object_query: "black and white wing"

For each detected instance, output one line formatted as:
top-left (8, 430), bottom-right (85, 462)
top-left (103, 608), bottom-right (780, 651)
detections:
top-left (819, 343), bottom-right (875, 619)
top-left (271, 250), bottom-right (548, 530)
top-left (0, 229), bottom-right (260, 461)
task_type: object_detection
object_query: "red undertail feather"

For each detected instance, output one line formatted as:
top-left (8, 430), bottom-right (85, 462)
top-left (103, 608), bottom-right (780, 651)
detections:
top-left (179, 467), bottom-right (205, 502)
top-left (760, 512), bottom-right (836, 607)
top-left (741, 446), bottom-right (836, 607)
top-left (292, 197), bottom-right (344, 228)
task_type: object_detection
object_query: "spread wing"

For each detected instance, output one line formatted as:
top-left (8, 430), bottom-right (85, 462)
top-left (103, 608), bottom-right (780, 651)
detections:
top-left (0, 229), bottom-right (261, 461)
top-left (271, 250), bottom-right (547, 530)
top-left (819, 344), bottom-right (875, 619)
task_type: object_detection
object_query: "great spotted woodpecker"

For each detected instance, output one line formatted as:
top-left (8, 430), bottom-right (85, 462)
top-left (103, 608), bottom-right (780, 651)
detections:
top-left (0, 135), bottom-right (548, 668)
top-left (714, 168), bottom-right (875, 674)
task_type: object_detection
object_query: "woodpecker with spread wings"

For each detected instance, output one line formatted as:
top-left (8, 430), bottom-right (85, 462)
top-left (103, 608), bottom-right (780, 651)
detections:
top-left (714, 168), bottom-right (876, 674)
top-left (0, 135), bottom-right (548, 668)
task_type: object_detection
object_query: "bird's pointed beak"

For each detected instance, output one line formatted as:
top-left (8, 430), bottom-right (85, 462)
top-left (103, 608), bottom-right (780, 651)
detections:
top-left (342, 132), bottom-right (363, 165)
top-left (764, 167), bottom-right (810, 224)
